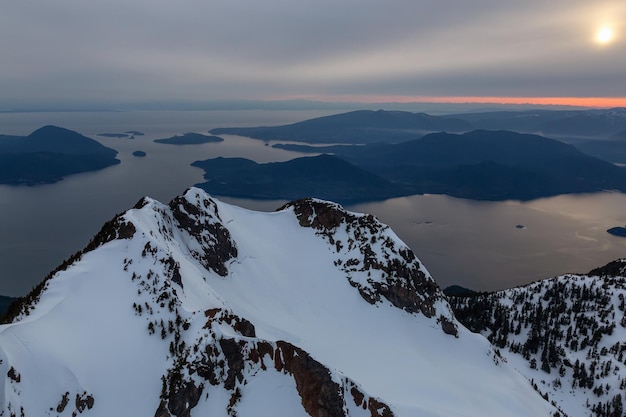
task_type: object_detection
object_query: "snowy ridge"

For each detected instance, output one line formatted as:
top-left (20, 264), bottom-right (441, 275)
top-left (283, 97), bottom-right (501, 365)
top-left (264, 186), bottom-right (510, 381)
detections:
top-left (0, 188), bottom-right (560, 417)
top-left (449, 259), bottom-right (626, 417)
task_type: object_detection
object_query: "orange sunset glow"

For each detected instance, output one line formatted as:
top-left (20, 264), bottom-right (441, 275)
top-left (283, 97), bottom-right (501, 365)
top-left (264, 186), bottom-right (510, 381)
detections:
top-left (284, 95), bottom-right (626, 109)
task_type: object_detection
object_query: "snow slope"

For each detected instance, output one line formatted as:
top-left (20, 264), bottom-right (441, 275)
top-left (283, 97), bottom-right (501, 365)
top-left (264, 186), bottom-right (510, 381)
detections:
top-left (0, 188), bottom-right (560, 417)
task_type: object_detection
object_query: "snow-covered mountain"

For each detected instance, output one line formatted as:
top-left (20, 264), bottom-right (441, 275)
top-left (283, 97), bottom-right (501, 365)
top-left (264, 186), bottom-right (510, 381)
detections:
top-left (448, 259), bottom-right (626, 417)
top-left (0, 188), bottom-right (560, 417)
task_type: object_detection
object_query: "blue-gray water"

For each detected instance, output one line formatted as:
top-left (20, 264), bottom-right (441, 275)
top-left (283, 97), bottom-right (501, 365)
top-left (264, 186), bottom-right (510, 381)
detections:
top-left (1, 110), bottom-right (625, 296)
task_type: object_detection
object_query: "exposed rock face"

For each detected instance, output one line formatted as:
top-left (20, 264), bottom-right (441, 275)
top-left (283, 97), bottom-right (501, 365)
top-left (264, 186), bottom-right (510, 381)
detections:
top-left (274, 341), bottom-right (346, 417)
top-left (283, 198), bottom-right (457, 336)
top-left (165, 380), bottom-right (202, 417)
top-left (169, 193), bottom-right (237, 277)
top-left (155, 307), bottom-right (396, 417)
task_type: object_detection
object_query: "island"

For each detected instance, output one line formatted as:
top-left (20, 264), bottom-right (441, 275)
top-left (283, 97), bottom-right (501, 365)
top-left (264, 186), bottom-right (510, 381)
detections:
top-left (194, 127), bottom-right (626, 202)
top-left (192, 154), bottom-right (405, 204)
top-left (97, 131), bottom-right (144, 139)
top-left (607, 226), bottom-right (626, 238)
top-left (132, 151), bottom-right (147, 157)
top-left (154, 132), bottom-right (223, 145)
top-left (0, 125), bottom-right (120, 185)
top-left (98, 133), bottom-right (131, 138)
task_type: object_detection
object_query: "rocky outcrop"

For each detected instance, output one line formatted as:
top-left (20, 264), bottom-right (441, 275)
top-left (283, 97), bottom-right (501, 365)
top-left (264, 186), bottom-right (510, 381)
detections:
top-left (274, 341), bottom-right (346, 417)
top-left (153, 304), bottom-right (396, 417)
top-left (284, 198), bottom-right (457, 336)
top-left (169, 192), bottom-right (237, 277)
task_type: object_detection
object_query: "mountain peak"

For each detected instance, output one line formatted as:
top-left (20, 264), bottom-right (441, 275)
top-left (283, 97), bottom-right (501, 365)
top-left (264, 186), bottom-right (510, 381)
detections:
top-left (0, 188), bottom-right (560, 417)
top-left (26, 124), bottom-right (117, 156)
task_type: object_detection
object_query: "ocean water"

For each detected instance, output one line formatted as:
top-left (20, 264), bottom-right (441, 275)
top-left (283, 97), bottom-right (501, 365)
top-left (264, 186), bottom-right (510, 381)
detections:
top-left (1, 110), bottom-right (625, 296)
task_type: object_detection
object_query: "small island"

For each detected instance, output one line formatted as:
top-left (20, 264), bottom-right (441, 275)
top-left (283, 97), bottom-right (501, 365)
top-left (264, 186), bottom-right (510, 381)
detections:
top-left (125, 131), bottom-right (145, 136)
top-left (132, 151), bottom-right (147, 157)
top-left (607, 226), bottom-right (626, 238)
top-left (154, 132), bottom-right (223, 145)
top-left (97, 133), bottom-right (131, 139)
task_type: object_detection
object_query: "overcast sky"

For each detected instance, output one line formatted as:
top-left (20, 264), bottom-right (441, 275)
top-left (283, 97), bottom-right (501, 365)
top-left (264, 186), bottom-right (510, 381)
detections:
top-left (1, 0), bottom-right (625, 108)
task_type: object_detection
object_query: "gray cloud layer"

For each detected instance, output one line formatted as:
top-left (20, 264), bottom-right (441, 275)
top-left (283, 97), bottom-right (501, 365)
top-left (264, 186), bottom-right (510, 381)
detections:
top-left (1, 0), bottom-right (625, 106)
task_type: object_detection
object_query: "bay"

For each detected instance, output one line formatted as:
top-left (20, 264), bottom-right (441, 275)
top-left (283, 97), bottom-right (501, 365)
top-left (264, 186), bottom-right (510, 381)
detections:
top-left (0, 110), bottom-right (625, 296)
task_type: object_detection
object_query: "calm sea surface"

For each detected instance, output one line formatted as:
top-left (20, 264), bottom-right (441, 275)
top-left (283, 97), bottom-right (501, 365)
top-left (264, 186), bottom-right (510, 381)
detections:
top-left (1, 110), bottom-right (625, 296)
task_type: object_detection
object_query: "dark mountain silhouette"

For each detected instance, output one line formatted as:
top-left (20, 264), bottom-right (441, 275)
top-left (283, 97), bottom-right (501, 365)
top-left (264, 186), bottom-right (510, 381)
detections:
top-left (0, 125), bottom-right (119, 185)
top-left (196, 129), bottom-right (626, 201)
top-left (192, 154), bottom-right (405, 204)
top-left (337, 130), bottom-right (626, 200)
top-left (442, 285), bottom-right (478, 297)
top-left (261, 130), bottom-right (626, 201)
top-left (210, 109), bottom-right (472, 144)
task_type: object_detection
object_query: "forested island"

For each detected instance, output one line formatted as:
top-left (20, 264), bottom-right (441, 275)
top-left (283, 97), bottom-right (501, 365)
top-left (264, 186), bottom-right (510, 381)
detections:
top-left (0, 125), bottom-right (119, 185)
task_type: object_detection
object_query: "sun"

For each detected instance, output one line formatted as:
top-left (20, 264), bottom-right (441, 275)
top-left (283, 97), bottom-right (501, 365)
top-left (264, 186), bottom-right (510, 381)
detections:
top-left (595, 26), bottom-right (614, 44)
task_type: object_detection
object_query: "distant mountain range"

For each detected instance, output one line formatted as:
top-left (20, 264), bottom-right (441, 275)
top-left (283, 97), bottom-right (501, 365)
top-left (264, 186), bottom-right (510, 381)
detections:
top-left (446, 107), bottom-right (626, 138)
top-left (0, 125), bottom-right (119, 185)
top-left (211, 108), bottom-right (626, 143)
top-left (210, 109), bottom-right (472, 144)
top-left (195, 129), bottom-right (626, 201)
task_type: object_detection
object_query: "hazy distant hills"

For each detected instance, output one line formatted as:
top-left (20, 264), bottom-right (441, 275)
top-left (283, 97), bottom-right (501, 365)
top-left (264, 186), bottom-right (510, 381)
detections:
top-left (574, 131), bottom-right (626, 165)
top-left (0, 125), bottom-right (119, 185)
top-left (210, 109), bottom-right (472, 144)
top-left (447, 107), bottom-right (626, 138)
top-left (192, 154), bottom-right (405, 204)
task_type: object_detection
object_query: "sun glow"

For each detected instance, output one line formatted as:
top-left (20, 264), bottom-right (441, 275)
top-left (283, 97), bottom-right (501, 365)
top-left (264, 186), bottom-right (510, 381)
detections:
top-left (595, 26), bottom-right (614, 44)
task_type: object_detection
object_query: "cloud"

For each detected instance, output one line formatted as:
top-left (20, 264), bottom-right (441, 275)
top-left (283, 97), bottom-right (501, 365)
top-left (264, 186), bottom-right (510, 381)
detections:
top-left (1, 0), bottom-right (625, 106)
